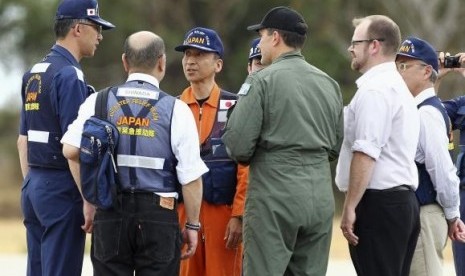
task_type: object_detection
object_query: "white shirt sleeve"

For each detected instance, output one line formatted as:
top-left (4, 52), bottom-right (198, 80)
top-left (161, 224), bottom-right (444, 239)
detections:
top-left (351, 89), bottom-right (390, 160)
top-left (61, 93), bottom-right (97, 147)
top-left (171, 99), bottom-right (208, 185)
top-left (418, 105), bottom-right (460, 219)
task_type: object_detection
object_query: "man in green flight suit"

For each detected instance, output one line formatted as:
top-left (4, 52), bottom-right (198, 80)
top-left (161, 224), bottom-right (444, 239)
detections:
top-left (222, 6), bottom-right (343, 276)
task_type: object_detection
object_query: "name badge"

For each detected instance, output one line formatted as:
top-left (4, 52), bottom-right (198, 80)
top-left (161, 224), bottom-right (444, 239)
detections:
top-left (238, 83), bottom-right (251, 96)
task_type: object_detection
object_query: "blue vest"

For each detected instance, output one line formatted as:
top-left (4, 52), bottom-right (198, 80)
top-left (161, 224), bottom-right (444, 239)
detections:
top-left (416, 96), bottom-right (452, 205)
top-left (22, 45), bottom-right (91, 169)
top-left (106, 81), bottom-right (178, 192)
top-left (201, 90), bottom-right (238, 205)
top-left (445, 100), bottom-right (465, 186)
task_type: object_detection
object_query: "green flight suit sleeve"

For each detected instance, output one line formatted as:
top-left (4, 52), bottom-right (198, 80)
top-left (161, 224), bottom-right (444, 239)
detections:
top-left (329, 98), bottom-right (344, 161)
top-left (222, 78), bottom-right (263, 164)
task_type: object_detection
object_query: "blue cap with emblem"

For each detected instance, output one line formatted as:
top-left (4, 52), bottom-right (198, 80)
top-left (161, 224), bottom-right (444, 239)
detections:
top-left (174, 27), bottom-right (224, 59)
top-left (249, 38), bottom-right (261, 61)
top-left (55, 0), bottom-right (115, 30)
top-left (396, 36), bottom-right (438, 72)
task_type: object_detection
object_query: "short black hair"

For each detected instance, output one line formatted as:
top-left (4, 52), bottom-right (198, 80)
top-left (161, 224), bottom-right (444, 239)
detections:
top-left (54, 19), bottom-right (77, 39)
top-left (267, 28), bottom-right (306, 49)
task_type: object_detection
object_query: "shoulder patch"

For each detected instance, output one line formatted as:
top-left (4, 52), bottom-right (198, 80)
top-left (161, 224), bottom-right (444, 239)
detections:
top-left (30, 63), bottom-right (51, 73)
top-left (73, 66), bottom-right (84, 82)
top-left (238, 83), bottom-right (251, 96)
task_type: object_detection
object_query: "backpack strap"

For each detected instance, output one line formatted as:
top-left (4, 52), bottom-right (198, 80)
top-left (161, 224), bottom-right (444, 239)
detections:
top-left (95, 87), bottom-right (112, 119)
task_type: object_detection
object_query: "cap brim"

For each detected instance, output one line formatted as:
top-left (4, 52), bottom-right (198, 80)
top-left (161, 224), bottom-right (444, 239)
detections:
top-left (396, 52), bottom-right (417, 59)
top-left (174, 44), bottom-right (219, 56)
top-left (247, 24), bottom-right (264, 32)
top-left (88, 17), bottom-right (115, 30)
top-left (249, 53), bottom-right (262, 60)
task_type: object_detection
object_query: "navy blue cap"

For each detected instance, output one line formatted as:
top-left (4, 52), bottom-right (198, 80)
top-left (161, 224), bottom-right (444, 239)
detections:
top-left (249, 38), bottom-right (261, 60)
top-left (175, 27), bottom-right (224, 59)
top-left (247, 6), bottom-right (307, 35)
top-left (397, 36), bottom-right (438, 72)
top-left (55, 0), bottom-right (115, 30)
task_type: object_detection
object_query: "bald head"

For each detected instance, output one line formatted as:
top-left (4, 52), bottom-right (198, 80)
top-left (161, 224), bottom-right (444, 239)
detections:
top-left (123, 31), bottom-right (165, 73)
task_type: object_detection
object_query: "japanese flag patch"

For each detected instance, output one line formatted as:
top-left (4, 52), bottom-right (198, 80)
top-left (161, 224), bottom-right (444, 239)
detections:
top-left (219, 99), bottom-right (236, 110)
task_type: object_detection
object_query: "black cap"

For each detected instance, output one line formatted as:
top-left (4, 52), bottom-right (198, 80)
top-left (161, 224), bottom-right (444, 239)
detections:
top-left (247, 6), bottom-right (307, 35)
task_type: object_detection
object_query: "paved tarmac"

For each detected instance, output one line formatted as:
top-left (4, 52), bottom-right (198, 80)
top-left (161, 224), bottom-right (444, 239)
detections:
top-left (0, 254), bottom-right (457, 275)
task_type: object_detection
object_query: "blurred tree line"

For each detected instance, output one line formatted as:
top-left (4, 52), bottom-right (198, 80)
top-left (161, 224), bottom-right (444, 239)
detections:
top-left (1, 0), bottom-right (465, 217)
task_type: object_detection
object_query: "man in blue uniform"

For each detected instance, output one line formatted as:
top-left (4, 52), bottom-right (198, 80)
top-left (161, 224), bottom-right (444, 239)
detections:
top-left (62, 31), bottom-right (206, 275)
top-left (436, 52), bottom-right (465, 275)
top-left (16, 0), bottom-right (114, 275)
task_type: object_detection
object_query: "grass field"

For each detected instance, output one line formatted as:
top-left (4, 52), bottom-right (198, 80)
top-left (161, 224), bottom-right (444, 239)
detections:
top-left (0, 217), bottom-right (454, 262)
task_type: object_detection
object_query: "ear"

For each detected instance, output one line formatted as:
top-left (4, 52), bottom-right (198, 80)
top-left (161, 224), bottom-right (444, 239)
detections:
top-left (214, 58), bottom-right (223, 73)
top-left (370, 39), bottom-right (382, 55)
top-left (121, 53), bottom-right (129, 73)
top-left (70, 23), bottom-right (81, 38)
top-left (271, 30), bottom-right (280, 46)
top-left (424, 65), bottom-right (433, 80)
top-left (158, 54), bottom-right (166, 73)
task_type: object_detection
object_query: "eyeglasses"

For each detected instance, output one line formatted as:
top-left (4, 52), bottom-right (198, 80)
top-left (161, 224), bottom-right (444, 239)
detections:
top-left (74, 22), bottom-right (102, 34)
top-left (396, 62), bottom-right (428, 73)
top-left (350, 38), bottom-right (385, 47)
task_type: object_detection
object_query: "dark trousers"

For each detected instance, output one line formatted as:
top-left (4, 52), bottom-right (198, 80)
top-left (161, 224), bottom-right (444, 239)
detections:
top-left (21, 168), bottom-right (85, 276)
top-left (91, 192), bottom-right (181, 276)
top-left (453, 188), bottom-right (465, 276)
top-left (349, 188), bottom-right (420, 276)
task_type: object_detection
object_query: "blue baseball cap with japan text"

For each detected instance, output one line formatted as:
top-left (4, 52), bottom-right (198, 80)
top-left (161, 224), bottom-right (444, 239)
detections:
top-left (249, 38), bottom-right (261, 61)
top-left (175, 27), bottom-right (224, 59)
top-left (396, 36), bottom-right (438, 72)
top-left (55, 0), bottom-right (115, 30)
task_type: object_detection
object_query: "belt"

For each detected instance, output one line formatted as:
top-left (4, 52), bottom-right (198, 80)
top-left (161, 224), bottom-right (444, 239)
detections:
top-left (119, 190), bottom-right (177, 210)
top-left (120, 190), bottom-right (159, 198)
top-left (366, 185), bottom-right (412, 193)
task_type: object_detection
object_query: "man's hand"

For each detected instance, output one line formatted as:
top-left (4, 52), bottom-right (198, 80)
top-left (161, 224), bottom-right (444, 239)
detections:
top-left (340, 206), bottom-right (359, 246)
top-left (181, 228), bottom-right (199, 259)
top-left (448, 218), bottom-right (465, 243)
top-left (224, 216), bottom-right (242, 249)
top-left (81, 200), bottom-right (96, 233)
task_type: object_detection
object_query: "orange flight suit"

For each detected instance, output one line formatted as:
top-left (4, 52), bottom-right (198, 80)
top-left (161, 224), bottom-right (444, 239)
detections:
top-left (178, 83), bottom-right (247, 276)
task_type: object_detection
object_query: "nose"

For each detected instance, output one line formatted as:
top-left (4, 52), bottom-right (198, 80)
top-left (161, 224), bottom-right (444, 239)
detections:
top-left (98, 33), bottom-right (103, 41)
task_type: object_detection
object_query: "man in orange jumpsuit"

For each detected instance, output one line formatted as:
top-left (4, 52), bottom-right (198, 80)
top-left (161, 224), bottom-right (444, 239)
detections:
top-left (174, 26), bottom-right (248, 276)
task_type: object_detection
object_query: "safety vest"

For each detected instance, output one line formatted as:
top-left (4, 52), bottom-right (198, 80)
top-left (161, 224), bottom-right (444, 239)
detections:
top-left (415, 96), bottom-right (453, 205)
top-left (201, 90), bottom-right (238, 205)
top-left (106, 81), bottom-right (178, 192)
top-left (22, 45), bottom-right (91, 169)
top-left (451, 104), bottom-right (465, 186)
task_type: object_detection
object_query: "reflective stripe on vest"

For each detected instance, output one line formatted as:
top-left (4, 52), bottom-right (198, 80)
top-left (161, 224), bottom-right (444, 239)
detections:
top-left (27, 130), bottom-right (49, 143)
top-left (117, 154), bottom-right (165, 170)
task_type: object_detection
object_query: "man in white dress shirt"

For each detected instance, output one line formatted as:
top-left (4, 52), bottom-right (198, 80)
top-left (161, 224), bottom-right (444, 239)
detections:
top-left (61, 31), bottom-right (206, 274)
top-left (336, 15), bottom-right (421, 276)
top-left (395, 36), bottom-right (465, 276)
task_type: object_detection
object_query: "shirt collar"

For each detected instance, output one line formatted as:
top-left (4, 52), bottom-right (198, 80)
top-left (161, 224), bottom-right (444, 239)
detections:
top-left (356, 62), bottom-right (397, 88)
top-left (273, 50), bottom-right (303, 64)
top-left (51, 44), bottom-right (80, 68)
top-left (126, 73), bottom-right (160, 88)
top-left (414, 87), bottom-right (436, 105)
top-left (180, 83), bottom-right (221, 107)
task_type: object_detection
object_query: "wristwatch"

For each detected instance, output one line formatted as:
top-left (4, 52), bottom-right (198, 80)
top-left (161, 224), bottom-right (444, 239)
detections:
top-left (185, 222), bottom-right (201, 231)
